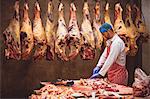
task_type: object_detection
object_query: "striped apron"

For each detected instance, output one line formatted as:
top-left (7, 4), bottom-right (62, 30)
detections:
top-left (106, 44), bottom-right (128, 85)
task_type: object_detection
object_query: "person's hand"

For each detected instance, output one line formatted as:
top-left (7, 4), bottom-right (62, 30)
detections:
top-left (93, 66), bottom-right (101, 75)
top-left (90, 73), bottom-right (103, 79)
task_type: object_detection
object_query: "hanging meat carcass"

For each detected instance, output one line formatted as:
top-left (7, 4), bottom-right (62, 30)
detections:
top-left (45, 0), bottom-right (55, 60)
top-left (103, 2), bottom-right (113, 47)
top-left (80, 1), bottom-right (95, 60)
top-left (55, 2), bottom-right (68, 61)
top-left (125, 4), bottom-right (139, 56)
top-left (20, 2), bottom-right (34, 60)
top-left (67, 3), bottom-right (81, 60)
top-left (114, 3), bottom-right (127, 35)
top-left (133, 5), bottom-right (149, 42)
top-left (114, 3), bottom-right (129, 53)
top-left (33, 1), bottom-right (47, 60)
top-left (104, 3), bottom-right (113, 27)
top-left (3, 0), bottom-right (21, 60)
top-left (93, 1), bottom-right (103, 50)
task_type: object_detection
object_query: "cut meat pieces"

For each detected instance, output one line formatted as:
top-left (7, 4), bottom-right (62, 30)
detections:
top-left (55, 2), bottom-right (68, 61)
top-left (32, 84), bottom-right (75, 99)
top-left (33, 1), bottom-right (47, 60)
top-left (75, 79), bottom-right (133, 95)
top-left (125, 4), bottom-right (139, 56)
top-left (30, 78), bottom-right (133, 98)
top-left (80, 1), bottom-right (95, 60)
top-left (66, 3), bottom-right (81, 60)
top-left (132, 68), bottom-right (150, 97)
top-left (45, 0), bottom-right (55, 60)
top-left (20, 2), bottom-right (34, 60)
top-left (93, 1), bottom-right (103, 50)
top-left (3, 0), bottom-right (21, 60)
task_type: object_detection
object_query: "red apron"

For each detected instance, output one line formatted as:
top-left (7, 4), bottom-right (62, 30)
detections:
top-left (106, 44), bottom-right (128, 85)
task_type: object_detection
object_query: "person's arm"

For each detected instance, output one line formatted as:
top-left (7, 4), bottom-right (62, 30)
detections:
top-left (96, 47), bottom-right (107, 67)
top-left (99, 42), bottom-right (122, 76)
top-left (91, 47), bottom-right (107, 76)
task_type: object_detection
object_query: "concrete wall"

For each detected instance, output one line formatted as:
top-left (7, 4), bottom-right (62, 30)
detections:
top-left (141, 0), bottom-right (150, 74)
top-left (1, 0), bottom-right (144, 98)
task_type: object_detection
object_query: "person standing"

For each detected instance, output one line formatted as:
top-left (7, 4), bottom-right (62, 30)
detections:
top-left (91, 23), bottom-right (128, 85)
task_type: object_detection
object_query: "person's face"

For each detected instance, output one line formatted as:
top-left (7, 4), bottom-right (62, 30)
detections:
top-left (102, 30), bottom-right (111, 40)
top-left (102, 32), bottom-right (108, 40)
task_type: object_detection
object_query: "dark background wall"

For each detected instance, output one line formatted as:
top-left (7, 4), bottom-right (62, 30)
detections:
top-left (1, 0), bottom-right (143, 98)
top-left (141, 0), bottom-right (150, 75)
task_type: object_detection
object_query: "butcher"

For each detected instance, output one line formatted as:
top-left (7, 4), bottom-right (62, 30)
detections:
top-left (90, 23), bottom-right (128, 85)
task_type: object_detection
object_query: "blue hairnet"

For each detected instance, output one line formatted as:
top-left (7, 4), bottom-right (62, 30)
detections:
top-left (99, 23), bottom-right (112, 33)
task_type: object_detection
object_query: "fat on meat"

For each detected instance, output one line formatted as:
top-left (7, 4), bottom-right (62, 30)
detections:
top-left (80, 1), bottom-right (95, 60)
top-left (33, 1), bottom-right (47, 60)
top-left (45, 0), bottom-right (55, 60)
top-left (3, 0), bottom-right (21, 60)
top-left (20, 2), bottom-right (34, 60)
top-left (55, 2), bottom-right (68, 61)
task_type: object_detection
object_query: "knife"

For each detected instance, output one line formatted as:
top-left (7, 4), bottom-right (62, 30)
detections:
top-left (51, 79), bottom-right (74, 87)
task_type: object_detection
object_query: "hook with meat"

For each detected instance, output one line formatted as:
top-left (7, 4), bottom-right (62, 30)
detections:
top-left (45, 0), bottom-right (55, 60)
top-left (66, 3), bottom-right (81, 60)
top-left (93, 1), bottom-right (103, 50)
top-left (114, 3), bottom-right (127, 35)
top-left (114, 3), bottom-right (129, 53)
top-left (20, 1), bottom-right (34, 60)
top-left (133, 5), bottom-right (149, 43)
top-left (125, 4), bottom-right (139, 56)
top-left (103, 2), bottom-right (113, 47)
top-left (33, 1), bottom-right (47, 60)
top-left (55, 2), bottom-right (68, 61)
top-left (80, 1), bottom-right (95, 60)
top-left (104, 3), bottom-right (113, 27)
top-left (3, 0), bottom-right (21, 60)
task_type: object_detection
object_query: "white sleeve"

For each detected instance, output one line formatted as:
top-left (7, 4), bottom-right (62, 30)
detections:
top-left (96, 47), bottom-right (107, 67)
top-left (99, 42), bottom-right (121, 76)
